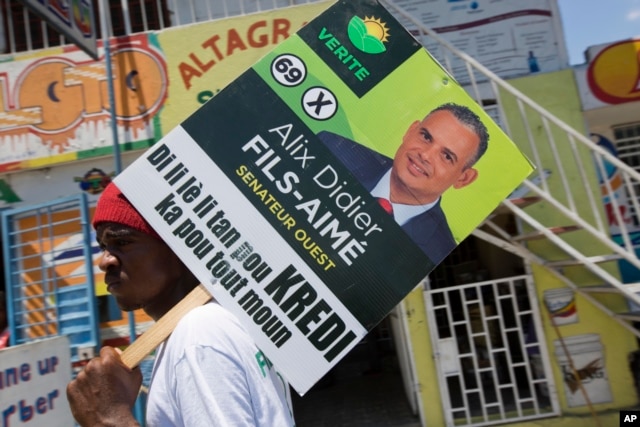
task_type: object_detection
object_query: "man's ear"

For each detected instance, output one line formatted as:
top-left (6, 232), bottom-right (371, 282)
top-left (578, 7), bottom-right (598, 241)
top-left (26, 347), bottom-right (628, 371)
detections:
top-left (453, 167), bottom-right (478, 189)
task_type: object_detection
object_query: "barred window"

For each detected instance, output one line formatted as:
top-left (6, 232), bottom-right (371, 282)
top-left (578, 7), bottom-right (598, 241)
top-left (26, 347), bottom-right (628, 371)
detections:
top-left (614, 122), bottom-right (640, 171)
top-left (110, 0), bottom-right (170, 37)
top-left (0, 0), bottom-right (170, 54)
top-left (612, 122), bottom-right (640, 227)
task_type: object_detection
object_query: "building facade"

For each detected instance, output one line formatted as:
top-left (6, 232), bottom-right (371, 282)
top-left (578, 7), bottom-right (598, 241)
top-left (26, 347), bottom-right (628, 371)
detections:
top-left (1, 1), bottom-right (639, 426)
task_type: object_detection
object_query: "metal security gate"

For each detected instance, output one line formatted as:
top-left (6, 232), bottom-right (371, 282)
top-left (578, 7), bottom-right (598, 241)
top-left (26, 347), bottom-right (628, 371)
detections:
top-left (425, 275), bottom-right (560, 426)
top-left (1, 194), bottom-right (99, 363)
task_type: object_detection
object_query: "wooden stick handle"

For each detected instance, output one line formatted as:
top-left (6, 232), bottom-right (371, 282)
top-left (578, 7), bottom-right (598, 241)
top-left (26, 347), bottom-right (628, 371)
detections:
top-left (120, 284), bottom-right (212, 368)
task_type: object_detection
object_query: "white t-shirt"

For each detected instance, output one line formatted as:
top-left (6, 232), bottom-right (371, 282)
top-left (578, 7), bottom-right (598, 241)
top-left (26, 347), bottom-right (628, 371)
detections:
top-left (145, 301), bottom-right (295, 427)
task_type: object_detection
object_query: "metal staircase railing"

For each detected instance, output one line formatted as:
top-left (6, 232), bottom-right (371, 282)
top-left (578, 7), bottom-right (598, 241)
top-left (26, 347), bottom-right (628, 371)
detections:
top-left (382, 0), bottom-right (640, 337)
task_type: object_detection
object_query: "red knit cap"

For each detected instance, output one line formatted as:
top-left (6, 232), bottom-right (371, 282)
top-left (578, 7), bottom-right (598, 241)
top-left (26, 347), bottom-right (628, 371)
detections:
top-left (92, 182), bottom-right (160, 239)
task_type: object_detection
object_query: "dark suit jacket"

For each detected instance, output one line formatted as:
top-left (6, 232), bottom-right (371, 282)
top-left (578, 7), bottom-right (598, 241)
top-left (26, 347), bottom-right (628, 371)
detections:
top-left (317, 131), bottom-right (456, 265)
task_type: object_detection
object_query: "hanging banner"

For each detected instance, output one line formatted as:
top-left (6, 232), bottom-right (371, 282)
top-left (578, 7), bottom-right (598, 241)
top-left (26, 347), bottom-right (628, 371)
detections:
top-left (19, 0), bottom-right (98, 59)
top-left (116, 0), bottom-right (534, 394)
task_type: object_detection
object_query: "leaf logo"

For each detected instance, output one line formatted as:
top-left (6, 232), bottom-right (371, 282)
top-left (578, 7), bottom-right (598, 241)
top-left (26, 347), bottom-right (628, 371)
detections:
top-left (347, 16), bottom-right (390, 54)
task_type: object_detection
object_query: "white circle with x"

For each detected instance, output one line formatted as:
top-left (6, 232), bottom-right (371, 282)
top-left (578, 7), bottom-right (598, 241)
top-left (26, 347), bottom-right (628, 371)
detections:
top-left (301, 87), bottom-right (338, 121)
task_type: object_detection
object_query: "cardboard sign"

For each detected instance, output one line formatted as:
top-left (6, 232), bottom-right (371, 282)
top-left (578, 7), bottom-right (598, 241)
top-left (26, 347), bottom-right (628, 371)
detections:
top-left (116, 0), bottom-right (533, 394)
top-left (0, 336), bottom-right (74, 427)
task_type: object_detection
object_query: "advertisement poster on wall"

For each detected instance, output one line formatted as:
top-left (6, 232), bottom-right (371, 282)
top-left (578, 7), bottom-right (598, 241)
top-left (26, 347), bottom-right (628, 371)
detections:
top-left (575, 39), bottom-right (640, 110)
top-left (390, 0), bottom-right (568, 82)
top-left (157, 2), bottom-right (332, 131)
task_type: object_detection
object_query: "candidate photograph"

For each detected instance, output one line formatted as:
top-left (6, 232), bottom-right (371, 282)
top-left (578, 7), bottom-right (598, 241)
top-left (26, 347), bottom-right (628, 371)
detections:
top-left (318, 102), bottom-right (489, 266)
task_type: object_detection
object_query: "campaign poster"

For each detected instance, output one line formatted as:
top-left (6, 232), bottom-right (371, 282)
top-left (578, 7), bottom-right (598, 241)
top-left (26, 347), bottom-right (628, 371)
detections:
top-left (115, 0), bottom-right (534, 394)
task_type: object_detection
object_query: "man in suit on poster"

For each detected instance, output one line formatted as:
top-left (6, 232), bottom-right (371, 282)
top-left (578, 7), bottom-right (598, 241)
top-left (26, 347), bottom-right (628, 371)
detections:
top-left (318, 102), bottom-right (489, 265)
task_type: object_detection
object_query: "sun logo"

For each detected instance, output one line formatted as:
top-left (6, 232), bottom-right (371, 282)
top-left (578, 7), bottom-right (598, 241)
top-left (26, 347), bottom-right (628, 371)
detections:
top-left (363, 17), bottom-right (390, 43)
top-left (347, 15), bottom-right (390, 54)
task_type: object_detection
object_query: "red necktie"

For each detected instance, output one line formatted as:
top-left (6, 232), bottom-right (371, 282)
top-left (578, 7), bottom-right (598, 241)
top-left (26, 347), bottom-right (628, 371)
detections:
top-left (377, 198), bottom-right (394, 216)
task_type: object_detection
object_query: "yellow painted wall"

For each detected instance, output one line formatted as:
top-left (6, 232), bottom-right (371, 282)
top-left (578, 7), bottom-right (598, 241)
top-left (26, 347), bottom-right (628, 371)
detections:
top-left (506, 69), bottom-right (638, 413)
top-left (404, 287), bottom-right (446, 426)
top-left (156, 1), bottom-right (332, 132)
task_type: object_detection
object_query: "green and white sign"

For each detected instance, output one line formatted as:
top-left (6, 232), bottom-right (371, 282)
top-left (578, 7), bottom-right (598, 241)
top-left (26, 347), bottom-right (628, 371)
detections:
top-left (116, 0), bottom-right (533, 394)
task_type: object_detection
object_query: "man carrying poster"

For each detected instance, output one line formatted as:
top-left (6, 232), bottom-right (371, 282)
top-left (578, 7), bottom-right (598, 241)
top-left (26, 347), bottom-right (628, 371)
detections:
top-left (67, 183), bottom-right (295, 426)
top-left (317, 102), bottom-right (489, 265)
top-left (79, 0), bottom-right (533, 399)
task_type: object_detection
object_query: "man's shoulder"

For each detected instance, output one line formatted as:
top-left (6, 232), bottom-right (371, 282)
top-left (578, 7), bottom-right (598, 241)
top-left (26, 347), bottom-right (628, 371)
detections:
top-left (317, 130), bottom-right (360, 153)
top-left (317, 131), bottom-right (383, 155)
top-left (172, 301), bottom-right (249, 343)
top-left (178, 301), bottom-right (241, 330)
top-left (164, 301), bottom-right (257, 359)
top-left (403, 201), bottom-right (456, 264)
top-left (317, 131), bottom-right (392, 169)
top-left (411, 201), bottom-right (452, 234)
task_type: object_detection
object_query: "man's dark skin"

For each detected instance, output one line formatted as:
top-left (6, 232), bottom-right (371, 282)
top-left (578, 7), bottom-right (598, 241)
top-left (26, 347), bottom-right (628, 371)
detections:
top-left (66, 222), bottom-right (199, 426)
